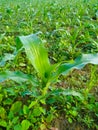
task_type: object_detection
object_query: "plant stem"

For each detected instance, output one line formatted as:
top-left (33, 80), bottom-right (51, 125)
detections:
top-left (42, 82), bottom-right (50, 95)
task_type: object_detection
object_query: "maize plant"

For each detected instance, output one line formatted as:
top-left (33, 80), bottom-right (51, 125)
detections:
top-left (0, 33), bottom-right (98, 96)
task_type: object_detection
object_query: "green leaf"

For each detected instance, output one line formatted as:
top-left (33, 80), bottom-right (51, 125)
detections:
top-left (0, 107), bottom-right (6, 119)
top-left (0, 70), bottom-right (38, 85)
top-left (49, 89), bottom-right (84, 100)
top-left (12, 117), bottom-right (19, 124)
top-left (0, 53), bottom-right (15, 67)
top-left (39, 107), bottom-right (45, 114)
top-left (32, 107), bottom-right (42, 117)
top-left (62, 89), bottom-right (83, 99)
top-left (0, 33), bottom-right (5, 41)
top-left (21, 120), bottom-right (31, 130)
top-left (68, 117), bottom-right (73, 123)
top-left (40, 124), bottom-right (46, 130)
top-left (10, 101), bottom-right (22, 114)
top-left (69, 110), bottom-right (78, 117)
top-left (0, 94), bottom-right (3, 102)
top-left (52, 54), bottom-right (98, 80)
top-left (29, 101), bottom-right (37, 109)
top-left (3, 98), bottom-right (13, 105)
top-left (0, 45), bottom-right (23, 67)
top-left (16, 34), bottom-right (98, 88)
top-left (46, 114), bottom-right (54, 123)
top-left (14, 124), bottom-right (22, 130)
top-left (17, 34), bottom-right (51, 80)
top-left (30, 117), bottom-right (37, 123)
top-left (23, 105), bottom-right (29, 115)
top-left (0, 119), bottom-right (7, 127)
top-left (8, 111), bottom-right (14, 120)
top-left (96, 10), bottom-right (98, 18)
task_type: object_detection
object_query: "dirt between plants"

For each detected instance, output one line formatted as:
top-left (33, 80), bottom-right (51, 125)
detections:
top-left (51, 118), bottom-right (96, 130)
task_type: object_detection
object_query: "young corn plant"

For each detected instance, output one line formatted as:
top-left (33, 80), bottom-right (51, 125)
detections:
top-left (0, 33), bottom-right (98, 96)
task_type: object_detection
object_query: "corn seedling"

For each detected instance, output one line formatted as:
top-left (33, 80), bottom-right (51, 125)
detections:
top-left (0, 33), bottom-right (98, 96)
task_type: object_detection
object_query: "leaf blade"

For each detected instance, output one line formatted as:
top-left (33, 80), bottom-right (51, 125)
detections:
top-left (50, 53), bottom-right (98, 81)
top-left (0, 70), bottom-right (38, 85)
top-left (17, 34), bottom-right (50, 80)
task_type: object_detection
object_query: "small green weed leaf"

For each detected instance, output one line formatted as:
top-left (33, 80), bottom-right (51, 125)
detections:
top-left (96, 10), bottom-right (98, 18)
top-left (17, 34), bottom-right (51, 80)
top-left (46, 114), bottom-right (54, 123)
top-left (21, 120), bottom-right (31, 130)
top-left (0, 33), bottom-right (5, 41)
top-left (40, 124), bottom-right (46, 130)
top-left (30, 117), bottom-right (37, 123)
top-left (8, 111), bottom-right (14, 120)
top-left (6, 88), bottom-right (16, 95)
top-left (69, 110), bottom-right (78, 117)
top-left (10, 101), bottom-right (22, 114)
top-left (0, 70), bottom-right (38, 85)
top-left (95, 102), bottom-right (98, 113)
top-left (3, 98), bottom-right (13, 105)
top-left (0, 119), bottom-right (7, 127)
top-left (68, 117), bottom-right (73, 123)
top-left (14, 124), bottom-right (22, 130)
top-left (40, 99), bottom-right (46, 104)
top-left (0, 94), bottom-right (3, 102)
top-left (0, 107), bottom-right (6, 119)
top-left (12, 117), bottom-right (19, 124)
top-left (23, 105), bottom-right (29, 115)
top-left (29, 101), bottom-right (37, 109)
top-left (47, 97), bottom-right (57, 104)
top-left (33, 107), bottom-right (42, 117)
top-left (0, 53), bottom-right (15, 67)
top-left (21, 90), bottom-right (32, 97)
top-left (39, 107), bottom-right (45, 114)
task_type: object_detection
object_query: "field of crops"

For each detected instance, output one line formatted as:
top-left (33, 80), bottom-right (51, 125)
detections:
top-left (0, 0), bottom-right (98, 130)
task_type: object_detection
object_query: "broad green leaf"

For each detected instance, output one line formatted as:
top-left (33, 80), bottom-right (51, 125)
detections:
top-left (8, 111), bottom-right (14, 120)
top-left (51, 54), bottom-right (98, 81)
top-left (30, 117), bottom-right (37, 123)
top-left (17, 34), bottom-right (51, 80)
top-left (39, 107), bottom-right (45, 114)
top-left (21, 120), bottom-right (31, 130)
top-left (32, 107), bottom-right (42, 117)
top-left (68, 117), bottom-right (73, 123)
top-left (10, 101), bottom-right (22, 114)
top-left (14, 124), bottom-right (22, 130)
top-left (0, 94), bottom-right (3, 102)
top-left (46, 114), bottom-right (54, 123)
top-left (29, 101), bottom-right (37, 109)
top-left (0, 70), bottom-right (38, 85)
top-left (3, 98), bottom-right (13, 105)
top-left (0, 107), bottom-right (6, 119)
top-left (0, 119), bottom-right (7, 127)
top-left (12, 117), bottom-right (19, 124)
top-left (40, 124), bottom-right (46, 130)
top-left (23, 105), bottom-right (29, 115)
